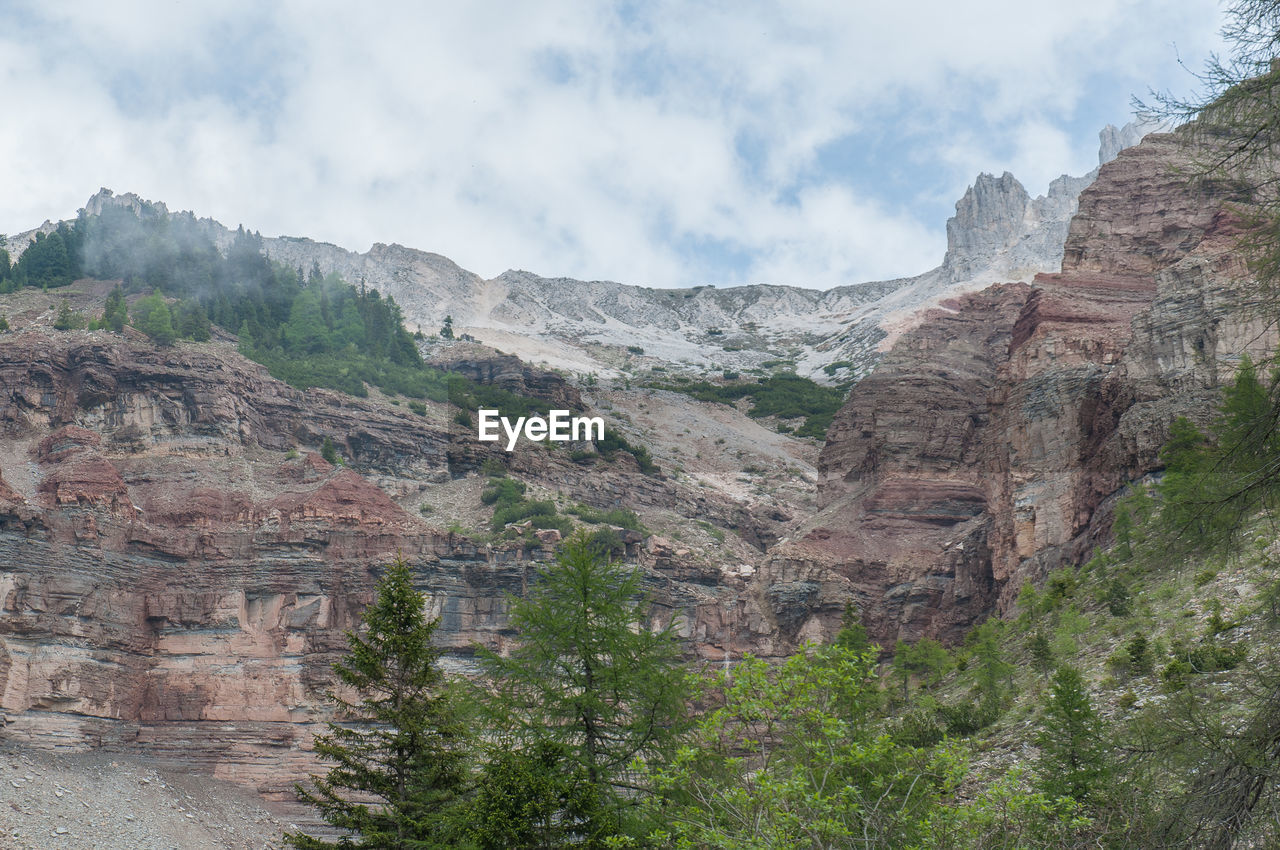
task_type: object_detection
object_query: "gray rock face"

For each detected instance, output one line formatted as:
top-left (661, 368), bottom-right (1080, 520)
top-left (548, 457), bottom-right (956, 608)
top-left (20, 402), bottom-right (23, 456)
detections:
top-left (943, 171), bottom-right (1033, 281)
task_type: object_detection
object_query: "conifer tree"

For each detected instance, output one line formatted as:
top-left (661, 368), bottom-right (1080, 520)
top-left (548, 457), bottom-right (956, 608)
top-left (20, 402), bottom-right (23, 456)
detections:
top-left (132, 292), bottom-right (176, 345)
top-left (287, 556), bottom-right (467, 849)
top-left (477, 532), bottom-right (687, 844)
top-left (1036, 664), bottom-right (1110, 803)
top-left (102, 285), bottom-right (127, 333)
top-left (321, 437), bottom-right (341, 466)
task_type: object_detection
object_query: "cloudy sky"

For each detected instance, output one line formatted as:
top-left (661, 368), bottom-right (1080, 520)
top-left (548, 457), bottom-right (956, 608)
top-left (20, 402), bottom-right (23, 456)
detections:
top-left (0, 1), bottom-right (1226, 289)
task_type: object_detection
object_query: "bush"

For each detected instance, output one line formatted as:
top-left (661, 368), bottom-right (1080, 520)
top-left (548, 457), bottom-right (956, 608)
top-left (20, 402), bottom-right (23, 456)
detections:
top-left (938, 701), bottom-right (996, 737)
top-left (584, 526), bottom-right (625, 558)
top-left (565, 504), bottom-right (644, 531)
top-left (1125, 633), bottom-right (1153, 675)
top-left (132, 292), bottom-right (176, 345)
top-left (481, 478), bottom-right (526, 506)
top-left (479, 457), bottom-right (507, 478)
top-left (891, 709), bottom-right (945, 748)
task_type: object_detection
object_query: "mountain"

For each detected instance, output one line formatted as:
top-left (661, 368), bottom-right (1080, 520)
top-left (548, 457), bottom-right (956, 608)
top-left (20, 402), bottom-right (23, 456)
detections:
top-left (1, 118), bottom-right (1216, 818)
top-left (7, 122), bottom-right (1153, 385)
top-left (760, 130), bottom-right (1266, 646)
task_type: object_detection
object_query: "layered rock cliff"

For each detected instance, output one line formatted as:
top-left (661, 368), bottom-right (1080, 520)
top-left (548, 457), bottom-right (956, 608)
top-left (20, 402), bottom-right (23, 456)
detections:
top-left (0, 329), bottom-right (790, 798)
top-left (764, 132), bottom-right (1272, 646)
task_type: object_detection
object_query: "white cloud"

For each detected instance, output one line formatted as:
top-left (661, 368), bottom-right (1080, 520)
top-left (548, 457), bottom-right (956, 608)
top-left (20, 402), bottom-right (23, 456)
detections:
top-left (0, 0), bottom-right (1227, 288)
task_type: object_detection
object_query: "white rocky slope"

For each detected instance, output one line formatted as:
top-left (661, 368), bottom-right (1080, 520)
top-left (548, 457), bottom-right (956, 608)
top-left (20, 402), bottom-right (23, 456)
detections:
top-left (8, 122), bottom-right (1153, 382)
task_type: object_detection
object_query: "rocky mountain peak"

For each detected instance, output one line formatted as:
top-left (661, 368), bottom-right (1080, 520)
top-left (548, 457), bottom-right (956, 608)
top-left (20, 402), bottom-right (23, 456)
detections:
top-left (942, 171), bottom-right (1031, 281)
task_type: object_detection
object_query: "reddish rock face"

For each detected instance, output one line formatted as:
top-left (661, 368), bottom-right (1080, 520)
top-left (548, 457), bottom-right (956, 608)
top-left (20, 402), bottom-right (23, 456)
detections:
top-left (777, 133), bottom-right (1275, 646)
top-left (0, 331), bottom-right (785, 799)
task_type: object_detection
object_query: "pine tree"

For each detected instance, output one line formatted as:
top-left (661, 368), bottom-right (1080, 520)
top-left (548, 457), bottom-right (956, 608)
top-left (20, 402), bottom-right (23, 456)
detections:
top-left (439, 316), bottom-right (454, 340)
top-left (321, 437), bottom-right (341, 466)
top-left (970, 618), bottom-right (1015, 714)
top-left (477, 532), bottom-right (687, 844)
top-left (53, 300), bottom-right (85, 331)
top-left (287, 556), bottom-right (468, 849)
top-left (1036, 664), bottom-right (1110, 803)
top-left (834, 601), bottom-right (872, 654)
top-left (102, 285), bottom-right (127, 333)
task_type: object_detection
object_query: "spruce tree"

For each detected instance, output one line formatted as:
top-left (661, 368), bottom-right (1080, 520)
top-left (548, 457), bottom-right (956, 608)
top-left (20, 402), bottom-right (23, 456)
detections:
top-left (287, 556), bottom-right (467, 849)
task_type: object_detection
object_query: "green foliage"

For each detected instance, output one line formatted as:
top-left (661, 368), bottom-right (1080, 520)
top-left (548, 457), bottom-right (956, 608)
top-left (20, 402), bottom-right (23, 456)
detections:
top-left (321, 437), bottom-right (341, 466)
top-left (834, 601), bottom-right (873, 654)
top-left (1036, 665), bottom-right (1110, 803)
top-left (892, 637), bottom-right (951, 699)
top-left (1147, 358), bottom-right (1280, 555)
top-left (52, 300), bottom-right (85, 331)
top-left (480, 477), bottom-right (525, 506)
top-left (174, 298), bottom-right (211, 341)
top-left (564, 503), bottom-right (644, 532)
top-left (1029, 630), bottom-right (1054, 678)
top-left (1124, 633), bottom-right (1153, 675)
top-left (1100, 577), bottom-right (1132, 617)
top-left (439, 315), bottom-right (453, 339)
top-left (479, 534), bottom-right (687, 843)
top-left (583, 526), bottom-right (625, 559)
top-left (9, 228), bottom-right (75, 289)
top-left (968, 618), bottom-right (1016, 714)
top-left (593, 428), bottom-right (658, 475)
top-left (465, 742), bottom-right (602, 849)
top-left (1042, 568), bottom-right (1077, 610)
top-left (101, 285), bottom-right (127, 332)
top-left (131, 292), bottom-right (176, 345)
top-left (0, 314), bottom-right (9, 332)
top-left (642, 371), bottom-right (846, 438)
top-left (480, 476), bottom-right (571, 535)
top-left (287, 556), bottom-right (467, 848)
top-left (648, 643), bottom-right (966, 849)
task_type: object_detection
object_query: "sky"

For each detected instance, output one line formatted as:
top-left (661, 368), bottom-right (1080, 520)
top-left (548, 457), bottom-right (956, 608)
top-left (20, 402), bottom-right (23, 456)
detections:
top-left (0, 1), bottom-right (1228, 290)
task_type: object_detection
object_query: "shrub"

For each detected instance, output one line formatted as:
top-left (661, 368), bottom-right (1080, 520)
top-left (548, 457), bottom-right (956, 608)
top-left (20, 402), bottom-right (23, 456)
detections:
top-left (938, 701), bottom-right (995, 737)
top-left (481, 477), bottom-right (525, 506)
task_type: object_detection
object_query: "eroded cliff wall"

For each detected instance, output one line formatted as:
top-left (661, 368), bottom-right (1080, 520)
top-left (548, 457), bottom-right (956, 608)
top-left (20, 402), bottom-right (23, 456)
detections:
top-left (765, 133), bottom-right (1274, 646)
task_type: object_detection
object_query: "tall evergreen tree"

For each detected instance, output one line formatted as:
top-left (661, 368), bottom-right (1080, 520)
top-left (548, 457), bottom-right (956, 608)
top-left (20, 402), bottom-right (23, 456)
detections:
top-left (477, 532), bottom-right (687, 845)
top-left (287, 556), bottom-right (467, 849)
top-left (1036, 665), bottom-right (1110, 803)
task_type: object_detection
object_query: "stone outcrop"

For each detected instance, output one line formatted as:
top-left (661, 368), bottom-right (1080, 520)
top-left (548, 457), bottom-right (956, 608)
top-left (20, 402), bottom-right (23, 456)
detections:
top-left (764, 132), bottom-right (1273, 646)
